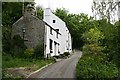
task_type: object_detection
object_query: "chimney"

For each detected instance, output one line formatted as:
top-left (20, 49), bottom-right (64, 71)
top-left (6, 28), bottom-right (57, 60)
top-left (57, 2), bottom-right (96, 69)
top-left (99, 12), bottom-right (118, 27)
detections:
top-left (24, 4), bottom-right (35, 16)
top-left (44, 8), bottom-right (52, 16)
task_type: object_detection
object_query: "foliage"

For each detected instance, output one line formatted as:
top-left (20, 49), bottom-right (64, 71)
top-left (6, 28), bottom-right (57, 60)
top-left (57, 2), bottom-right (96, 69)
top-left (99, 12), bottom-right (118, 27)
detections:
top-left (55, 8), bottom-right (94, 49)
top-left (76, 55), bottom-right (119, 79)
top-left (36, 6), bottom-right (44, 20)
top-left (92, 0), bottom-right (117, 22)
top-left (83, 27), bottom-right (104, 44)
top-left (2, 2), bottom-right (35, 54)
top-left (2, 2), bottom-right (120, 78)
top-left (2, 54), bottom-right (55, 78)
top-left (112, 21), bottom-right (120, 68)
top-left (53, 55), bottom-right (59, 59)
top-left (11, 35), bottom-right (27, 57)
top-left (63, 52), bottom-right (70, 56)
top-left (3, 54), bottom-right (31, 68)
top-left (24, 48), bottom-right (34, 59)
top-left (76, 19), bottom-right (120, 78)
top-left (82, 27), bottom-right (104, 55)
top-left (2, 27), bottom-right (11, 53)
top-left (33, 44), bottom-right (44, 59)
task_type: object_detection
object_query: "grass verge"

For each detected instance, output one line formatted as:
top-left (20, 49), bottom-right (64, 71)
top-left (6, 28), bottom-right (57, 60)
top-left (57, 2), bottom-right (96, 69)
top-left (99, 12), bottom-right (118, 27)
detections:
top-left (2, 54), bottom-right (55, 78)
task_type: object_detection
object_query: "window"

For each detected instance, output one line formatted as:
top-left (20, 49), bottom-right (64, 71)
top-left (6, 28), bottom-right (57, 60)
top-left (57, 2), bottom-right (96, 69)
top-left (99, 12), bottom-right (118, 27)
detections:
top-left (50, 27), bottom-right (52, 35)
top-left (119, 2), bottom-right (120, 7)
top-left (56, 32), bottom-right (58, 38)
top-left (49, 39), bottom-right (53, 50)
top-left (58, 43), bottom-right (60, 53)
top-left (53, 20), bottom-right (56, 23)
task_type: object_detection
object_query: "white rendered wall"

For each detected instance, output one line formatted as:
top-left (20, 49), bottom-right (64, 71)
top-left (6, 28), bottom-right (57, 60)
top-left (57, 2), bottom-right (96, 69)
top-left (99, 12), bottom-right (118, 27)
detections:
top-left (44, 8), bottom-right (72, 57)
top-left (45, 25), bottom-right (60, 57)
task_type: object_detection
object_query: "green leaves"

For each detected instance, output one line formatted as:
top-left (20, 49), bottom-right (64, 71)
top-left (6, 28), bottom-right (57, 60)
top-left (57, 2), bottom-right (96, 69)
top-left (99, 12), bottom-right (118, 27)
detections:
top-left (36, 6), bottom-right (43, 20)
top-left (54, 9), bottom-right (93, 48)
top-left (83, 27), bottom-right (104, 44)
top-left (77, 19), bottom-right (120, 78)
top-left (76, 55), bottom-right (119, 79)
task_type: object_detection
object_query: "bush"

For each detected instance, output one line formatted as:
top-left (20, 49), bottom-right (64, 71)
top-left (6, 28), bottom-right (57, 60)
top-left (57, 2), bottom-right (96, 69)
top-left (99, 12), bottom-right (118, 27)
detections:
top-left (63, 52), bottom-right (70, 56)
top-left (11, 35), bottom-right (27, 57)
top-left (53, 55), bottom-right (59, 59)
top-left (76, 55), bottom-right (119, 79)
top-left (24, 48), bottom-right (34, 59)
top-left (34, 44), bottom-right (44, 59)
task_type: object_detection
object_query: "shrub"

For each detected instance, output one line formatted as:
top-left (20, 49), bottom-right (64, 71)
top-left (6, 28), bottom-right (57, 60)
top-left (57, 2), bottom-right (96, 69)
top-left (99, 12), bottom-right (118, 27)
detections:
top-left (53, 55), bottom-right (59, 59)
top-left (63, 52), bottom-right (70, 56)
top-left (76, 55), bottom-right (119, 79)
top-left (11, 35), bottom-right (27, 57)
top-left (58, 54), bottom-right (65, 58)
top-left (34, 44), bottom-right (44, 59)
top-left (24, 48), bottom-right (34, 59)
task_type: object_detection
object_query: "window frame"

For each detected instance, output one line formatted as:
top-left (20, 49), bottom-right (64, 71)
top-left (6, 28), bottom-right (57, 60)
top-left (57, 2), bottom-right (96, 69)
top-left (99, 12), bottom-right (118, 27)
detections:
top-left (53, 20), bottom-right (56, 23)
top-left (49, 39), bottom-right (53, 50)
top-left (50, 27), bottom-right (53, 35)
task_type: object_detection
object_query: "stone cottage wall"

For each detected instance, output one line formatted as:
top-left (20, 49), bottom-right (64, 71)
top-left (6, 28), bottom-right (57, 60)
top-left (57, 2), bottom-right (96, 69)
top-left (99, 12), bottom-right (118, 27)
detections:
top-left (12, 14), bottom-right (45, 48)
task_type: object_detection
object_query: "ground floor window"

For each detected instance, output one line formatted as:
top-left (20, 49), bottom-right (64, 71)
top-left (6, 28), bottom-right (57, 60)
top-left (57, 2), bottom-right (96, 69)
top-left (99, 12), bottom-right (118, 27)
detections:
top-left (49, 39), bottom-right (53, 50)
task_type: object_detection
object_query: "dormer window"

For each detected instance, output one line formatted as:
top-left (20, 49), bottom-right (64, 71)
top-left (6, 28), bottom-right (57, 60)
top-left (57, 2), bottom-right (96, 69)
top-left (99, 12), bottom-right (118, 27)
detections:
top-left (53, 20), bottom-right (56, 23)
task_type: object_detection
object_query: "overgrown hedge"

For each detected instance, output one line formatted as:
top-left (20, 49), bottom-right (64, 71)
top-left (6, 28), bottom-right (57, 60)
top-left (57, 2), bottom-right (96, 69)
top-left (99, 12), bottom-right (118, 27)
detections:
top-left (11, 35), bottom-right (27, 57)
top-left (76, 55), bottom-right (119, 79)
top-left (33, 44), bottom-right (44, 59)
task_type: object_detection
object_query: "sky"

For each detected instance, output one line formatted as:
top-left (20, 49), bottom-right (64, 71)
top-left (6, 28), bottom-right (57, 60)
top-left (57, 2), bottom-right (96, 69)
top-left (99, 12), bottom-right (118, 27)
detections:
top-left (35, 0), bottom-right (93, 16)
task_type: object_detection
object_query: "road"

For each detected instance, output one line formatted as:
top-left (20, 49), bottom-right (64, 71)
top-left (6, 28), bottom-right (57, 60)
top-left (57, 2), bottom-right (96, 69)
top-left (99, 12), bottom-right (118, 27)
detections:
top-left (28, 50), bottom-right (82, 78)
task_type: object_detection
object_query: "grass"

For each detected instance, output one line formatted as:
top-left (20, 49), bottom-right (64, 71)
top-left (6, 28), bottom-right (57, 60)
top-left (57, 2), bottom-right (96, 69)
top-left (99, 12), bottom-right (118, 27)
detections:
top-left (2, 54), bottom-right (55, 78)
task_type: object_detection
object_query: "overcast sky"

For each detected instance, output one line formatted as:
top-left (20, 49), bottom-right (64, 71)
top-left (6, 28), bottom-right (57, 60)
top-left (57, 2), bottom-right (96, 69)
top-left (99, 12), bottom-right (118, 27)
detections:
top-left (35, 0), bottom-right (93, 16)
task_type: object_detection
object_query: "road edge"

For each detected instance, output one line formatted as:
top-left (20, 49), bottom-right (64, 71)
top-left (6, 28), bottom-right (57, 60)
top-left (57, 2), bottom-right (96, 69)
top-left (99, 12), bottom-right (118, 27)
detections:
top-left (27, 63), bottom-right (53, 78)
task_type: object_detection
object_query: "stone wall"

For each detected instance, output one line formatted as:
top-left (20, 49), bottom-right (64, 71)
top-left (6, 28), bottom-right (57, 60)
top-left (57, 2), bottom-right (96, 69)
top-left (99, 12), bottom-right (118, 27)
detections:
top-left (12, 14), bottom-right (45, 48)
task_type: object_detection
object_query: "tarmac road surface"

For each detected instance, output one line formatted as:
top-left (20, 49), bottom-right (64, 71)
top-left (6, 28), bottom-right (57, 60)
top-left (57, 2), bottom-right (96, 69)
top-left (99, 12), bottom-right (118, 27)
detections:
top-left (28, 50), bottom-right (82, 78)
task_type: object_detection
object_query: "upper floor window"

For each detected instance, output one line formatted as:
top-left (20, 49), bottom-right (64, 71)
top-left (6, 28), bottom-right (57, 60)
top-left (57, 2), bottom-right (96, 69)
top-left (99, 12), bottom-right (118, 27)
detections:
top-left (53, 20), bottom-right (56, 23)
top-left (50, 27), bottom-right (52, 35)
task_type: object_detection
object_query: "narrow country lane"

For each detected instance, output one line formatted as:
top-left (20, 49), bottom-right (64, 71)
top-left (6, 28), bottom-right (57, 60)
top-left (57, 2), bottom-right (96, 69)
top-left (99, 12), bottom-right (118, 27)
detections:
top-left (28, 50), bottom-right (82, 78)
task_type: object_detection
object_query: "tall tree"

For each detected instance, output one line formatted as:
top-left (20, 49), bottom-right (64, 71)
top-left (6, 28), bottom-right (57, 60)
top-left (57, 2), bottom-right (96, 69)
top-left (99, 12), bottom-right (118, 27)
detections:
top-left (54, 8), bottom-right (93, 49)
top-left (36, 6), bottom-right (43, 20)
top-left (2, 2), bottom-right (35, 53)
top-left (92, 0), bottom-right (119, 22)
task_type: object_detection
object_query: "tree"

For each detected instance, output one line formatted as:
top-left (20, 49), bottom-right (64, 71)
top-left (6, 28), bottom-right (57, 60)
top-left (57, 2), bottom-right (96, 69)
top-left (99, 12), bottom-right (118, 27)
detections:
top-left (2, 2), bottom-right (35, 54)
top-left (92, 0), bottom-right (119, 22)
top-left (36, 6), bottom-right (43, 20)
top-left (112, 21), bottom-right (120, 68)
top-left (82, 27), bottom-right (105, 55)
top-left (2, 2), bottom-right (23, 53)
top-left (54, 8), bottom-right (94, 49)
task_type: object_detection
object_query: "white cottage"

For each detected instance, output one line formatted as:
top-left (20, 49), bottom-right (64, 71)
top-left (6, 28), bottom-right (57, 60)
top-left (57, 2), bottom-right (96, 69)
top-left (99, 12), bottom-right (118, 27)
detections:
top-left (12, 6), bottom-right (72, 58)
top-left (44, 8), bottom-right (72, 57)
